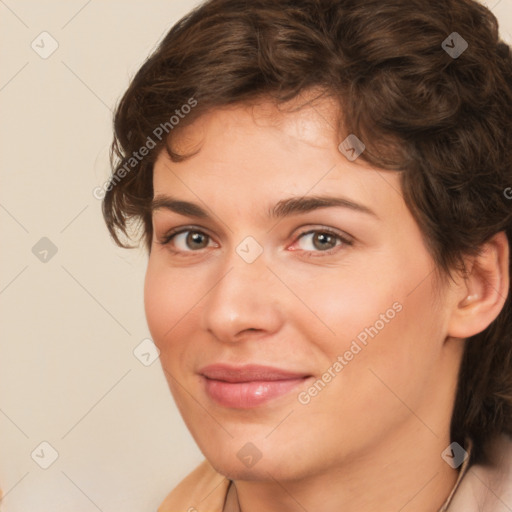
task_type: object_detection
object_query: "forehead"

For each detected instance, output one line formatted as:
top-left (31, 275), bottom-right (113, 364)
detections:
top-left (151, 98), bottom-right (406, 224)
top-left (167, 93), bottom-right (342, 155)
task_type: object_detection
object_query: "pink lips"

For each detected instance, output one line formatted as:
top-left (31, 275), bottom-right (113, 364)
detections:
top-left (199, 364), bottom-right (311, 408)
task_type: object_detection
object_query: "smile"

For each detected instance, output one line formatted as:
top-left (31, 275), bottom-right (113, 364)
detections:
top-left (199, 364), bottom-right (312, 408)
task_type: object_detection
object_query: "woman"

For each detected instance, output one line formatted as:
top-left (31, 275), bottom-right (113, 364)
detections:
top-left (102, 0), bottom-right (512, 510)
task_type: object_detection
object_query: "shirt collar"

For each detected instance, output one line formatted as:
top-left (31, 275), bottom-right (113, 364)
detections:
top-left (438, 438), bottom-right (473, 512)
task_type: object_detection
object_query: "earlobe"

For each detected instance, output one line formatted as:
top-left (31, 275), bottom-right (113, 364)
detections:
top-left (447, 231), bottom-right (510, 339)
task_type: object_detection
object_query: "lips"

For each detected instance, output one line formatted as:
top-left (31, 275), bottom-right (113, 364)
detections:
top-left (199, 364), bottom-right (312, 408)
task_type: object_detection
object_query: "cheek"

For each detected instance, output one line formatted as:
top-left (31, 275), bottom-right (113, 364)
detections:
top-left (278, 260), bottom-right (400, 350)
top-left (144, 264), bottom-right (168, 344)
top-left (327, 277), bottom-right (443, 414)
top-left (143, 260), bottom-right (195, 350)
top-left (293, 285), bottom-right (444, 450)
top-left (289, 252), bottom-right (443, 382)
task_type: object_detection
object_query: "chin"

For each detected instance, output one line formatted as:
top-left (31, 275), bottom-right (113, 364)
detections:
top-left (200, 443), bottom-right (302, 482)
top-left (212, 463), bottom-right (269, 481)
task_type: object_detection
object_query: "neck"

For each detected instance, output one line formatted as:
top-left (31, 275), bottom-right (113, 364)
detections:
top-left (233, 426), bottom-right (459, 512)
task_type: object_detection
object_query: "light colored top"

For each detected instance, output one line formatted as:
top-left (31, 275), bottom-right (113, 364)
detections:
top-left (158, 434), bottom-right (512, 512)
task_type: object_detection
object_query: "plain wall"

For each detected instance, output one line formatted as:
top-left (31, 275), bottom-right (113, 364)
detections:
top-left (0, 1), bottom-right (511, 510)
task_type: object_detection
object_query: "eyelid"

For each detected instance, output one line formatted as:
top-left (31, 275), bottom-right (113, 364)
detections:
top-left (157, 225), bottom-right (218, 248)
top-left (292, 225), bottom-right (354, 243)
top-left (289, 226), bottom-right (354, 256)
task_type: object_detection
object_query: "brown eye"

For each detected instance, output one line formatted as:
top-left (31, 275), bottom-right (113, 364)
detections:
top-left (160, 229), bottom-right (212, 252)
top-left (185, 231), bottom-right (209, 250)
top-left (297, 231), bottom-right (342, 252)
top-left (312, 232), bottom-right (338, 251)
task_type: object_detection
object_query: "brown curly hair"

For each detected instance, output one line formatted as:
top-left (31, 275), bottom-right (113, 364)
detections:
top-left (102, 0), bottom-right (512, 465)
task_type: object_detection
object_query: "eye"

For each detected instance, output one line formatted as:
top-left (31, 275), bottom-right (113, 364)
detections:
top-left (158, 228), bottom-right (216, 253)
top-left (157, 226), bottom-right (353, 257)
top-left (292, 228), bottom-right (353, 256)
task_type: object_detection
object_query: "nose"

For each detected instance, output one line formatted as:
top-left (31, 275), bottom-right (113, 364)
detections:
top-left (199, 248), bottom-right (284, 343)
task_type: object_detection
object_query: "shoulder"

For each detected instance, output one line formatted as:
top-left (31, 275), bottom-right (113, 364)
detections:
top-left (158, 459), bottom-right (231, 512)
top-left (448, 434), bottom-right (512, 512)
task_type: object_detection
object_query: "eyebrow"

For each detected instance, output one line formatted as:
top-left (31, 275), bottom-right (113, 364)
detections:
top-left (151, 194), bottom-right (378, 219)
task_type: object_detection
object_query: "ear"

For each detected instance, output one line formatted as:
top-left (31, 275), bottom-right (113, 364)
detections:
top-left (447, 231), bottom-right (510, 339)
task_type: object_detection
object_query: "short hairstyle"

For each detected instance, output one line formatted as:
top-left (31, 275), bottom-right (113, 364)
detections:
top-left (102, 0), bottom-right (512, 465)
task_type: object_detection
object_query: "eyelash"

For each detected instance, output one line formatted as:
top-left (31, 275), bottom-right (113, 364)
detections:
top-left (157, 226), bottom-right (353, 258)
top-left (295, 229), bottom-right (354, 258)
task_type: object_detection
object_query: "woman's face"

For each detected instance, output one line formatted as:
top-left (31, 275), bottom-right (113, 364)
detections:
top-left (144, 97), bottom-right (462, 481)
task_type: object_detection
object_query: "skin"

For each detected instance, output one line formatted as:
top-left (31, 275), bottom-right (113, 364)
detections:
top-left (144, 94), bottom-right (509, 512)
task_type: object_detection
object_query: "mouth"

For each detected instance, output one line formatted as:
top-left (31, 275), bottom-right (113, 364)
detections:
top-left (199, 364), bottom-right (313, 408)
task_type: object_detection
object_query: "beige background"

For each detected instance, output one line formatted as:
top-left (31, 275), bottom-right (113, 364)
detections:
top-left (0, 1), bottom-right (511, 510)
